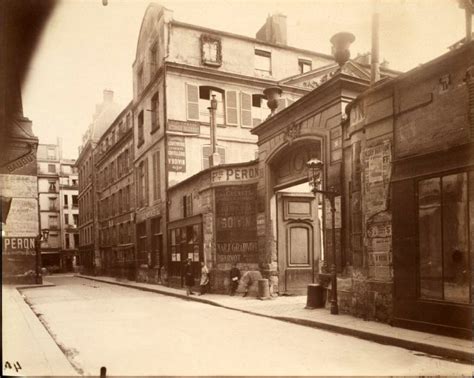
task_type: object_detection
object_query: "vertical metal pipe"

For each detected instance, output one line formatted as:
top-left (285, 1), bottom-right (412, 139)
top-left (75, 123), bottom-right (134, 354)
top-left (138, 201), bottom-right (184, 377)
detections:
top-left (466, 5), bottom-right (472, 42)
top-left (330, 194), bottom-right (339, 315)
top-left (208, 95), bottom-right (219, 167)
top-left (371, 0), bottom-right (380, 85)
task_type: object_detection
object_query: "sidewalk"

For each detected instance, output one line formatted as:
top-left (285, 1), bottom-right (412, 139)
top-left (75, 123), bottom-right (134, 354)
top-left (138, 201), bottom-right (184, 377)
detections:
top-left (2, 284), bottom-right (79, 376)
top-left (78, 274), bottom-right (473, 364)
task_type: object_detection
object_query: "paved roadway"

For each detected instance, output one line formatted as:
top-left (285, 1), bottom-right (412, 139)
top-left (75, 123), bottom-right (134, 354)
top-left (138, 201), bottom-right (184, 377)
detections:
top-left (21, 276), bottom-right (473, 376)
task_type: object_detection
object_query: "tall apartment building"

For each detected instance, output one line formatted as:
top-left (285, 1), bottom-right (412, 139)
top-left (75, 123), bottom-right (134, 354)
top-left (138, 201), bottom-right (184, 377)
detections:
top-left (95, 102), bottom-right (136, 278)
top-left (37, 141), bottom-right (79, 272)
top-left (76, 90), bottom-right (122, 273)
top-left (131, 4), bottom-right (335, 280)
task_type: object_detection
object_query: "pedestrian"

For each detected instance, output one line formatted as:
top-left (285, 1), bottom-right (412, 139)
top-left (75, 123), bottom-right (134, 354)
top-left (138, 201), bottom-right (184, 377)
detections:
top-left (229, 263), bottom-right (241, 296)
top-left (198, 261), bottom-right (210, 296)
top-left (184, 258), bottom-right (195, 296)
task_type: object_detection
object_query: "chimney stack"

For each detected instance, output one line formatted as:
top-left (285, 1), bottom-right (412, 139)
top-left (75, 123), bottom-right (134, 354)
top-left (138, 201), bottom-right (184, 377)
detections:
top-left (371, 0), bottom-right (381, 85)
top-left (103, 89), bottom-right (114, 103)
top-left (256, 13), bottom-right (287, 45)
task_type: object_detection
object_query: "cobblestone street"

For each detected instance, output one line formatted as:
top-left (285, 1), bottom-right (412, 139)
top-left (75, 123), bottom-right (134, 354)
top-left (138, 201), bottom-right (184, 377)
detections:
top-left (16, 276), bottom-right (473, 376)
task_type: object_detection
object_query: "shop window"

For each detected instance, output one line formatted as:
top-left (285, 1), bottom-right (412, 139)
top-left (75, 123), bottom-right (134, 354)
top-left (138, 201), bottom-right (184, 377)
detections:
top-left (418, 172), bottom-right (472, 303)
top-left (137, 222), bottom-right (147, 266)
top-left (255, 49), bottom-right (271, 75)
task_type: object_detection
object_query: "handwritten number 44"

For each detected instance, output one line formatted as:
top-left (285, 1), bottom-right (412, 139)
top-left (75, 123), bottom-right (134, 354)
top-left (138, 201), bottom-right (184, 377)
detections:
top-left (4, 361), bottom-right (22, 372)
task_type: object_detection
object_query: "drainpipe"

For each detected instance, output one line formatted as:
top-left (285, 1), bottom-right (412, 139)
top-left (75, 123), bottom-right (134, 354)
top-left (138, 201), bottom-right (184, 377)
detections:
top-left (208, 95), bottom-right (220, 167)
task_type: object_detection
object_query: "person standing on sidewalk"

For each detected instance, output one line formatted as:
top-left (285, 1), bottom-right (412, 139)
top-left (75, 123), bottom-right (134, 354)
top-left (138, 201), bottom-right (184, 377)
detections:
top-left (198, 261), bottom-right (210, 296)
top-left (229, 263), bottom-right (241, 296)
top-left (184, 258), bottom-right (195, 296)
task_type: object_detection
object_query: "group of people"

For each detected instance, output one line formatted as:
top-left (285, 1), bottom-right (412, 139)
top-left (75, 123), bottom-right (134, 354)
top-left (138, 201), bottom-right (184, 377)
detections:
top-left (183, 260), bottom-right (243, 297)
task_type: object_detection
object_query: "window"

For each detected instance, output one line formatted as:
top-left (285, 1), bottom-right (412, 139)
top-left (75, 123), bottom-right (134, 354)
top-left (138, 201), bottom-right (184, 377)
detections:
top-left (200, 34), bottom-right (221, 66)
top-left (202, 145), bottom-right (225, 170)
top-left (183, 194), bottom-right (193, 218)
top-left (47, 148), bottom-right (56, 160)
top-left (49, 197), bottom-right (57, 211)
top-left (151, 92), bottom-right (159, 132)
top-left (199, 86), bottom-right (225, 124)
top-left (49, 215), bottom-right (58, 229)
top-left (72, 179), bottom-right (78, 186)
top-left (118, 189), bottom-right (123, 213)
top-left (255, 49), bottom-right (271, 75)
top-left (137, 65), bottom-right (144, 94)
top-left (251, 94), bottom-right (270, 127)
top-left (72, 195), bottom-right (78, 207)
top-left (73, 214), bottom-right (78, 225)
top-left (48, 181), bottom-right (57, 192)
top-left (48, 164), bottom-right (56, 173)
top-left (137, 160), bottom-right (148, 207)
top-left (73, 233), bottom-right (79, 247)
top-left (65, 233), bottom-right (70, 249)
top-left (126, 113), bottom-right (131, 129)
top-left (418, 172), bottom-right (472, 304)
top-left (137, 110), bottom-right (144, 147)
top-left (64, 214), bottom-right (69, 225)
top-left (64, 194), bottom-right (69, 206)
top-left (149, 41), bottom-right (158, 77)
top-left (152, 150), bottom-right (161, 201)
top-left (298, 59), bottom-right (312, 74)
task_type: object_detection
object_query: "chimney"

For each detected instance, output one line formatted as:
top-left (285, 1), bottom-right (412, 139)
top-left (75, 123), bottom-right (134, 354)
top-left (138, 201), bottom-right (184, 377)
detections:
top-left (371, 0), bottom-right (381, 85)
top-left (103, 89), bottom-right (114, 103)
top-left (256, 13), bottom-right (287, 45)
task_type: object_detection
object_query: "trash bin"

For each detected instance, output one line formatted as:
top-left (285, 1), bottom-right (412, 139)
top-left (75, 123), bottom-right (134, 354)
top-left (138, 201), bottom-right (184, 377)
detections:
top-left (258, 278), bottom-right (270, 300)
top-left (305, 284), bottom-right (324, 309)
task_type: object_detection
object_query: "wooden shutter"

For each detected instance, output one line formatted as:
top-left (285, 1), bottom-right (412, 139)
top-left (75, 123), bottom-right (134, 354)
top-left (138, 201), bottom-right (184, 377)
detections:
top-left (218, 146), bottom-right (226, 164)
top-left (240, 92), bottom-right (252, 127)
top-left (202, 146), bottom-right (211, 170)
top-left (226, 90), bottom-right (238, 125)
top-left (145, 158), bottom-right (149, 206)
top-left (186, 84), bottom-right (199, 121)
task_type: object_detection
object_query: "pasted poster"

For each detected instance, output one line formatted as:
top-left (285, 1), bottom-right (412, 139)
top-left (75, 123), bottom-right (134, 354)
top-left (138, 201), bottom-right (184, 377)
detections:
top-left (215, 184), bottom-right (258, 264)
top-left (167, 136), bottom-right (186, 172)
top-left (364, 141), bottom-right (391, 220)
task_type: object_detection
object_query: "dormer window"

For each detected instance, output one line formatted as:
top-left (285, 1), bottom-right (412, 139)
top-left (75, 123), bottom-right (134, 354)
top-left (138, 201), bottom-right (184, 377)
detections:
top-left (201, 35), bottom-right (222, 67)
top-left (298, 59), bottom-right (312, 74)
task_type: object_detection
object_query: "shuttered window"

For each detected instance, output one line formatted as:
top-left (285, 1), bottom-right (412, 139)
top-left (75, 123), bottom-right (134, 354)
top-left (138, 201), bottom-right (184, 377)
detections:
top-left (186, 84), bottom-right (200, 121)
top-left (226, 90), bottom-right (238, 125)
top-left (240, 92), bottom-right (252, 128)
top-left (202, 145), bottom-right (226, 169)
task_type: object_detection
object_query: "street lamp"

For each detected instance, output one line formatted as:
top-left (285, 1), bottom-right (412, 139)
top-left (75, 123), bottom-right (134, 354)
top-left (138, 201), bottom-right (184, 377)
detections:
top-left (35, 229), bottom-right (49, 284)
top-left (307, 158), bottom-right (339, 315)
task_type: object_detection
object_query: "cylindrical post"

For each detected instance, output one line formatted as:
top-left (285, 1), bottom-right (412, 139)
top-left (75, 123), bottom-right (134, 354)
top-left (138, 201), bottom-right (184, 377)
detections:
top-left (330, 195), bottom-right (338, 315)
top-left (258, 278), bottom-right (270, 300)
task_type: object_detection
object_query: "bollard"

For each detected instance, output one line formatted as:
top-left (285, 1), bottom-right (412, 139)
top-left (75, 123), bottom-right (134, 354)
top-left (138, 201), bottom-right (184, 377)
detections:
top-left (257, 278), bottom-right (270, 300)
top-left (305, 284), bottom-right (324, 309)
top-left (100, 366), bottom-right (107, 378)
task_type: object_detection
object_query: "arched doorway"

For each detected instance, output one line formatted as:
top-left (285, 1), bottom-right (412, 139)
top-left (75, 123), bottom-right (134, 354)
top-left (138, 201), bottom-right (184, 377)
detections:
top-left (268, 139), bottom-right (324, 294)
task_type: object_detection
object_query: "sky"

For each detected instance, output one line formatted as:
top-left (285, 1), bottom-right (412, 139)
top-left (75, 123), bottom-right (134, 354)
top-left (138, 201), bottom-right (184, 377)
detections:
top-left (22, 0), bottom-right (467, 159)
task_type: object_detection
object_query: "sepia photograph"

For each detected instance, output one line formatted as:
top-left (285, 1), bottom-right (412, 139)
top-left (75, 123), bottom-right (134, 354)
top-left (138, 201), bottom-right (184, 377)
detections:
top-left (1, 0), bottom-right (473, 376)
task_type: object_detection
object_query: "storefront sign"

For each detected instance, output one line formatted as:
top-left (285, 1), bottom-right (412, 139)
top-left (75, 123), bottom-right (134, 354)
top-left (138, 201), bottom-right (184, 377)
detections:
top-left (167, 136), bottom-right (186, 172)
top-left (211, 165), bottom-right (259, 183)
top-left (215, 184), bottom-right (258, 264)
top-left (3, 237), bottom-right (36, 255)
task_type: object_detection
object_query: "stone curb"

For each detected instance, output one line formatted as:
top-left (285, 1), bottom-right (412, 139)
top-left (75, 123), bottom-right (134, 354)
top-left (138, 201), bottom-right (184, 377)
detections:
top-left (77, 275), bottom-right (473, 364)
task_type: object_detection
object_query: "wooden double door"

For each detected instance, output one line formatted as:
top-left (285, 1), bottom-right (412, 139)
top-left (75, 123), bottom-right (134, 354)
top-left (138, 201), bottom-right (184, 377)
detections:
top-left (277, 193), bottom-right (321, 295)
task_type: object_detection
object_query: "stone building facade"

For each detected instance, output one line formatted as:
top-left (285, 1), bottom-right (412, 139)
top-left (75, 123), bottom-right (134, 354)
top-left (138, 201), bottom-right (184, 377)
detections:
top-left (131, 3), bottom-right (335, 282)
top-left (76, 90), bottom-right (122, 273)
top-left (37, 141), bottom-right (79, 272)
top-left (95, 103), bottom-right (136, 279)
